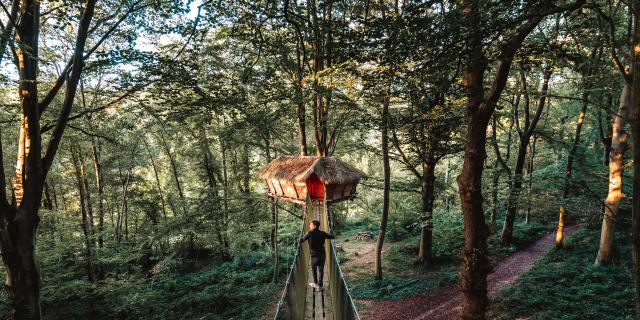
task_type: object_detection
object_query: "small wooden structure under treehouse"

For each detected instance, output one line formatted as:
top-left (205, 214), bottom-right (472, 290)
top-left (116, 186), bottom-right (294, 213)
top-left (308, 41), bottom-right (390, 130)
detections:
top-left (258, 156), bottom-right (363, 320)
top-left (258, 156), bottom-right (365, 205)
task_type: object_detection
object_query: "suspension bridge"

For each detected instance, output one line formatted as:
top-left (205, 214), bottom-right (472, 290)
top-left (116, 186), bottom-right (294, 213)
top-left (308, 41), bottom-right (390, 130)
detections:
top-left (258, 156), bottom-right (363, 320)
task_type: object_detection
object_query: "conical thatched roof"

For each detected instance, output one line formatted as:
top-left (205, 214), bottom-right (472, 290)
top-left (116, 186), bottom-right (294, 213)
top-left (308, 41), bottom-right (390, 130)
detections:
top-left (257, 156), bottom-right (366, 185)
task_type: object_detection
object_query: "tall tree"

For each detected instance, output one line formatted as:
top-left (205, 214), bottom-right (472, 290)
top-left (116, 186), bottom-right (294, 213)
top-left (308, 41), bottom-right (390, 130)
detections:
top-left (457, 1), bottom-right (584, 318)
top-left (70, 145), bottom-right (94, 282)
top-left (0, 0), bottom-right (97, 317)
top-left (630, 0), bottom-right (640, 316)
top-left (592, 0), bottom-right (635, 260)
top-left (374, 87), bottom-right (391, 280)
top-left (596, 83), bottom-right (630, 260)
top-left (501, 64), bottom-right (552, 243)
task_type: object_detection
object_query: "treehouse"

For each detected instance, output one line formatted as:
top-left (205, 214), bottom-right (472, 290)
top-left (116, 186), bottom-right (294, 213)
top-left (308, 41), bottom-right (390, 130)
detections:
top-left (257, 156), bottom-right (366, 206)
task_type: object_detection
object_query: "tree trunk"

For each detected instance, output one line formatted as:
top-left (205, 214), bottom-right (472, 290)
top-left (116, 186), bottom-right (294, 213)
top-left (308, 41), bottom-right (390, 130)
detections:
top-left (490, 109), bottom-right (514, 231)
top-left (525, 136), bottom-right (537, 224)
top-left (595, 84), bottom-right (630, 259)
top-left (296, 84), bottom-right (308, 156)
top-left (119, 167), bottom-right (131, 243)
top-left (500, 139), bottom-right (528, 243)
top-left (458, 4), bottom-right (492, 318)
top-left (202, 138), bottom-right (229, 260)
top-left (271, 199), bottom-right (279, 281)
top-left (0, 0), bottom-right (96, 312)
top-left (375, 92), bottom-right (391, 280)
top-left (59, 182), bottom-right (67, 211)
top-left (501, 67), bottom-right (551, 244)
top-left (116, 159), bottom-right (123, 241)
top-left (88, 139), bottom-right (105, 278)
top-left (0, 0), bottom-right (18, 67)
top-left (220, 137), bottom-right (231, 258)
top-left (418, 159), bottom-right (436, 265)
top-left (458, 102), bottom-right (492, 319)
top-left (79, 149), bottom-right (95, 245)
top-left (43, 181), bottom-right (53, 210)
top-left (598, 94), bottom-right (614, 166)
top-left (241, 143), bottom-right (250, 193)
top-left (159, 132), bottom-right (186, 215)
top-left (554, 84), bottom-right (589, 247)
top-left (564, 94), bottom-right (589, 193)
top-left (51, 180), bottom-right (59, 209)
top-left (143, 138), bottom-right (167, 221)
top-left (491, 162), bottom-right (500, 229)
top-left (1, 1), bottom-right (44, 318)
top-left (445, 158), bottom-right (450, 212)
top-left (632, 2), bottom-right (640, 316)
top-left (71, 147), bottom-right (94, 282)
top-left (309, 0), bottom-right (332, 157)
top-left (263, 138), bottom-right (279, 280)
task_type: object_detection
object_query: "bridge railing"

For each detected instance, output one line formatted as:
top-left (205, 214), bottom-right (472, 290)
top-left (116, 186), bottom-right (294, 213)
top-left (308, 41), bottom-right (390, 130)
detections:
top-left (323, 201), bottom-right (360, 320)
top-left (273, 199), bottom-right (312, 320)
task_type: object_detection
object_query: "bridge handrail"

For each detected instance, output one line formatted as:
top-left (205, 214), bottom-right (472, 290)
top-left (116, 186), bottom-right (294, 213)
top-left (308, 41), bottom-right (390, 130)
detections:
top-left (273, 232), bottom-right (304, 320)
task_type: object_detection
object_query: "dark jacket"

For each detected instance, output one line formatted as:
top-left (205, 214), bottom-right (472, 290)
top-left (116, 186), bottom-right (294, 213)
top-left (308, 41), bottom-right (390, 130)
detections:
top-left (299, 229), bottom-right (335, 256)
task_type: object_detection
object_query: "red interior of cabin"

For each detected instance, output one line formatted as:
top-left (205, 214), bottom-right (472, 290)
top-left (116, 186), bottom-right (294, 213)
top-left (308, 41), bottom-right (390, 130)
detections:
top-left (306, 174), bottom-right (325, 200)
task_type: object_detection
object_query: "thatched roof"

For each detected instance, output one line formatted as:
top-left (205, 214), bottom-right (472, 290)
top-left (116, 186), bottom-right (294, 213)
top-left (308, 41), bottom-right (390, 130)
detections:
top-left (257, 156), bottom-right (366, 185)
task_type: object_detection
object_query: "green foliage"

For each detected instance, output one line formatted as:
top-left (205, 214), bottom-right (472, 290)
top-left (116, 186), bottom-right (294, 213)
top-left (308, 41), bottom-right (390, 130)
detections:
top-left (494, 219), bottom-right (635, 320)
top-left (348, 273), bottom-right (458, 300)
top-left (1, 236), bottom-right (289, 320)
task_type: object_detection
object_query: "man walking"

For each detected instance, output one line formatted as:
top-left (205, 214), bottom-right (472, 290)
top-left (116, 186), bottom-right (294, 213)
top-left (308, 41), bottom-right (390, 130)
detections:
top-left (300, 219), bottom-right (335, 290)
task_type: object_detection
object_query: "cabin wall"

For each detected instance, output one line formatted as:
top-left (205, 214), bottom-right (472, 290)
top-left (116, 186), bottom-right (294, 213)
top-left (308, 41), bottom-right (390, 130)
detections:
top-left (326, 183), bottom-right (356, 201)
top-left (263, 175), bottom-right (358, 204)
top-left (266, 178), bottom-right (308, 202)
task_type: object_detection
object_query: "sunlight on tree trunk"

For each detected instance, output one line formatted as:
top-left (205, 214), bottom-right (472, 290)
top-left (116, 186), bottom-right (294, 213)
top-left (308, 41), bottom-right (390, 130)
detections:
top-left (596, 84), bottom-right (630, 261)
top-left (629, 0), bottom-right (640, 316)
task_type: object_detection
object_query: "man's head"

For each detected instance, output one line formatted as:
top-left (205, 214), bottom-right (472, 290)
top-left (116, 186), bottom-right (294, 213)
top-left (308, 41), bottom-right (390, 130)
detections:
top-left (310, 219), bottom-right (320, 230)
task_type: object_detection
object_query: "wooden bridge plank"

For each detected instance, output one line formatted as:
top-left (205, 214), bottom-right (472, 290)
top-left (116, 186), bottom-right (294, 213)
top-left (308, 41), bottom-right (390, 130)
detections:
top-left (323, 284), bottom-right (333, 320)
top-left (304, 262), bottom-right (336, 320)
top-left (305, 275), bottom-right (314, 319)
top-left (314, 287), bottom-right (323, 319)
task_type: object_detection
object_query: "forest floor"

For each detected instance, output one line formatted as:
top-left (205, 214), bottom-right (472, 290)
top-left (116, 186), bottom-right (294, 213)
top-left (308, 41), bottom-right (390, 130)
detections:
top-left (353, 225), bottom-right (579, 320)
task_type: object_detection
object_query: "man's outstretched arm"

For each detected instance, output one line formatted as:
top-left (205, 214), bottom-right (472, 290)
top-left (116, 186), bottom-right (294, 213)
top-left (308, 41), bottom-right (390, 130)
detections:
top-left (299, 232), bottom-right (311, 244)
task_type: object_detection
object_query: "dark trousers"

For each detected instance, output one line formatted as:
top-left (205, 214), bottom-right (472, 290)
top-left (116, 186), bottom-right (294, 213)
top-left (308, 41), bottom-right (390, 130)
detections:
top-left (311, 254), bottom-right (326, 286)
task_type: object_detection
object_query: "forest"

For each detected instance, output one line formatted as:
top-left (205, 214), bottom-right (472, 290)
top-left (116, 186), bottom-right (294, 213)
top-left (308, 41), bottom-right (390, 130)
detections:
top-left (1, 0), bottom-right (640, 319)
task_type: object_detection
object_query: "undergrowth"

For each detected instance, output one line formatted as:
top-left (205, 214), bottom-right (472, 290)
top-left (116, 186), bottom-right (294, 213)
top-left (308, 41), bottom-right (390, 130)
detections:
top-left (0, 235), bottom-right (294, 320)
top-left (492, 217), bottom-right (634, 320)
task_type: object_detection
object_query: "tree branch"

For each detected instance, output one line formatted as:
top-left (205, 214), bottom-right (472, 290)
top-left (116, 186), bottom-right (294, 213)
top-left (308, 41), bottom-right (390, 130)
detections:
top-left (483, 0), bottom-right (585, 111)
top-left (68, 124), bottom-right (117, 144)
top-left (520, 69), bottom-right (530, 132)
top-left (0, 0), bottom-right (19, 66)
top-left (591, 3), bottom-right (632, 84)
top-left (0, 127), bottom-right (9, 210)
top-left (38, 1), bottom-right (145, 114)
top-left (525, 66), bottom-right (552, 137)
top-left (40, 79), bottom-right (155, 133)
top-left (389, 115), bottom-right (422, 179)
top-left (492, 112), bottom-right (512, 176)
top-left (42, 0), bottom-right (97, 175)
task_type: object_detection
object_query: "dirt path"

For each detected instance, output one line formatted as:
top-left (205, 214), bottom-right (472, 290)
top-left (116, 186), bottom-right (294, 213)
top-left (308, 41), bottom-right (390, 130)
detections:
top-left (357, 225), bottom-right (579, 320)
